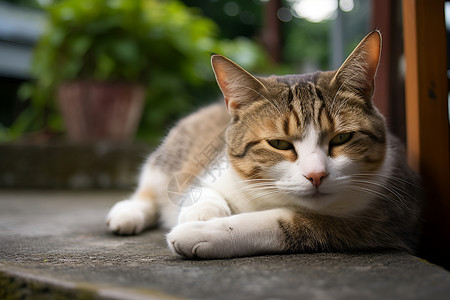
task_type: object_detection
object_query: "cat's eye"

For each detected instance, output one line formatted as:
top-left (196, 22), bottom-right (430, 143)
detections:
top-left (267, 139), bottom-right (294, 150)
top-left (330, 132), bottom-right (353, 147)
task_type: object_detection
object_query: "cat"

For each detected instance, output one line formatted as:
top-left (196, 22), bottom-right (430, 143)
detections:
top-left (106, 30), bottom-right (423, 259)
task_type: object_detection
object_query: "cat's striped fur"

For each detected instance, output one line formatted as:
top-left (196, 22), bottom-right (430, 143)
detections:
top-left (106, 31), bottom-right (423, 258)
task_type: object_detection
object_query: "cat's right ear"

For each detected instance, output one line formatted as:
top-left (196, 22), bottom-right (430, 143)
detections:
top-left (211, 54), bottom-right (268, 114)
top-left (332, 30), bottom-right (381, 101)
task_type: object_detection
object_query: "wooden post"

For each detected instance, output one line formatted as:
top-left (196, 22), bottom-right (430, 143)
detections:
top-left (262, 0), bottom-right (282, 64)
top-left (371, 0), bottom-right (406, 141)
top-left (371, 0), bottom-right (392, 120)
top-left (402, 0), bottom-right (450, 267)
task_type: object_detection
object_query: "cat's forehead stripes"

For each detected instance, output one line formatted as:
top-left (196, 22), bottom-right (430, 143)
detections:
top-left (276, 78), bottom-right (335, 141)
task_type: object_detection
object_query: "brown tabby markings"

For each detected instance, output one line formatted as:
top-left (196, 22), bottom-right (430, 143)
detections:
top-left (225, 68), bottom-right (387, 181)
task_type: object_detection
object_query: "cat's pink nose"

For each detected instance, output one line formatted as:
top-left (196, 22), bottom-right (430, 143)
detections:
top-left (305, 172), bottom-right (328, 187)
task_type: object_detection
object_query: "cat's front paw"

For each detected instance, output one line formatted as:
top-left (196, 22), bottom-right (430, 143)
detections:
top-left (106, 200), bottom-right (154, 235)
top-left (167, 220), bottom-right (234, 259)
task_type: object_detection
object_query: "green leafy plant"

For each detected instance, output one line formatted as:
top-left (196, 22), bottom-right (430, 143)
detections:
top-left (3, 0), bottom-right (267, 144)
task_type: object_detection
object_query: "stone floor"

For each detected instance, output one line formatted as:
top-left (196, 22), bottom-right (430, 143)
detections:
top-left (1, 190), bottom-right (450, 300)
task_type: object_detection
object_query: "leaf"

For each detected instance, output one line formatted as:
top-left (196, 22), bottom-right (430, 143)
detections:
top-left (95, 54), bottom-right (115, 80)
top-left (111, 38), bottom-right (139, 65)
top-left (48, 27), bottom-right (66, 48)
top-left (68, 35), bottom-right (92, 56)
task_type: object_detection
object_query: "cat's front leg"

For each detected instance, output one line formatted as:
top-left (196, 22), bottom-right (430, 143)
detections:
top-left (167, 208), bottom-right (294, 259)
top-left (106, 168), bottom-right (165, 235)
top-left (178, 187), bottom-right (232, 223)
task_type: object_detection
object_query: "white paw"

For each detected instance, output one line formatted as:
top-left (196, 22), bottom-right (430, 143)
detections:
top-left (167, 219), bottom-right (235, 259)
top-left (106, 200), bottom-right (154, 235)
top-left (178, 203), bottom-right (231, 223)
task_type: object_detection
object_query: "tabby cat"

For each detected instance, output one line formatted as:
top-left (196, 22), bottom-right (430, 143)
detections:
top-left (106, 30), bottom-right (422, 259)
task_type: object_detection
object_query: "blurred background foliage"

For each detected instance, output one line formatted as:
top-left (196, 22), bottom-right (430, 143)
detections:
top-left (0, 0), bottom-right (370, 145)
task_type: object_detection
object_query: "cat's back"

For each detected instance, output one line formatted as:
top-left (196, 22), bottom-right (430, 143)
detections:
top-left (150, 101), bottom-right (231, 176)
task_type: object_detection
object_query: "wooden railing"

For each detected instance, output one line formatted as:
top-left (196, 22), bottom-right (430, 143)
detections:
top-left (403, 0), bottom-right (450, 268)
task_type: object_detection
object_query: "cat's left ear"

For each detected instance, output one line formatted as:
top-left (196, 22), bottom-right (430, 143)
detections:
top-left (332, 30), bottom-right (381, 100)
top-left (211, 54), bottom-right (268, 114)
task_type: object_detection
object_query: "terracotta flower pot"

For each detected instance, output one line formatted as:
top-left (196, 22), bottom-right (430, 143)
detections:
top-left (57, 81), bottom-right (145, 142)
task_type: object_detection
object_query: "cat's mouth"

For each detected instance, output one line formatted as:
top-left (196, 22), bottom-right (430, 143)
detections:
top-left (288, 189), bottom-right (331, 200)
top-left (292, 190), bottom-right (340, 211)
top-left (306, 190), bottom-right (331, 199)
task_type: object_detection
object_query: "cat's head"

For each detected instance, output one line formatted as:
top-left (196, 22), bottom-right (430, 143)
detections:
top-left (212, 30), bottom-right (387, 215)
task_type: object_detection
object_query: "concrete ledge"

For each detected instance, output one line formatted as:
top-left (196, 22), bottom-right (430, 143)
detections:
top-left (0, 143), bottom-right (151, 189)
top-left (0, 267), bottom-right (175, 300)
top-left (0, 268), bottom-right (98, 300)
top-left (1, 190), bottom-right (450, 300)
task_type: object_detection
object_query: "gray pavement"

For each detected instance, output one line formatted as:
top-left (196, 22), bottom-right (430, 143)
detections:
top-left (1, 190), bottom-right (450, 300)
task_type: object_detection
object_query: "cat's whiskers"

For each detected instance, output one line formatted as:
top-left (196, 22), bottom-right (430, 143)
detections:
top-left (352, 172), bottom-right (423, 190)
top-left (333, 189), bottom-right (390, 222)
top-left (345, 184), bottom-right (421, 219)
top-left (231, 183), bottom-right (278, 196)
top-left (353, 187), bottom-right (420, 220)
top-left (350, 179), bottom-right (409, 208)
top-left (230, 178), bottom-right (286, 205)
top-left (226, 179), bottom-right (278, 197)
top-left (232, 185), bottom-right (278, 196)
top-left (234, 179), bottom-right (276, 188)
top-left (233, 189), bottom-right (282, 206)
top-left (352, 173), bottom-right (414, 197)
top-left (349, 173), bottom-right (421, 202)
top-left (236, 178), bottom-right (277, 183)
